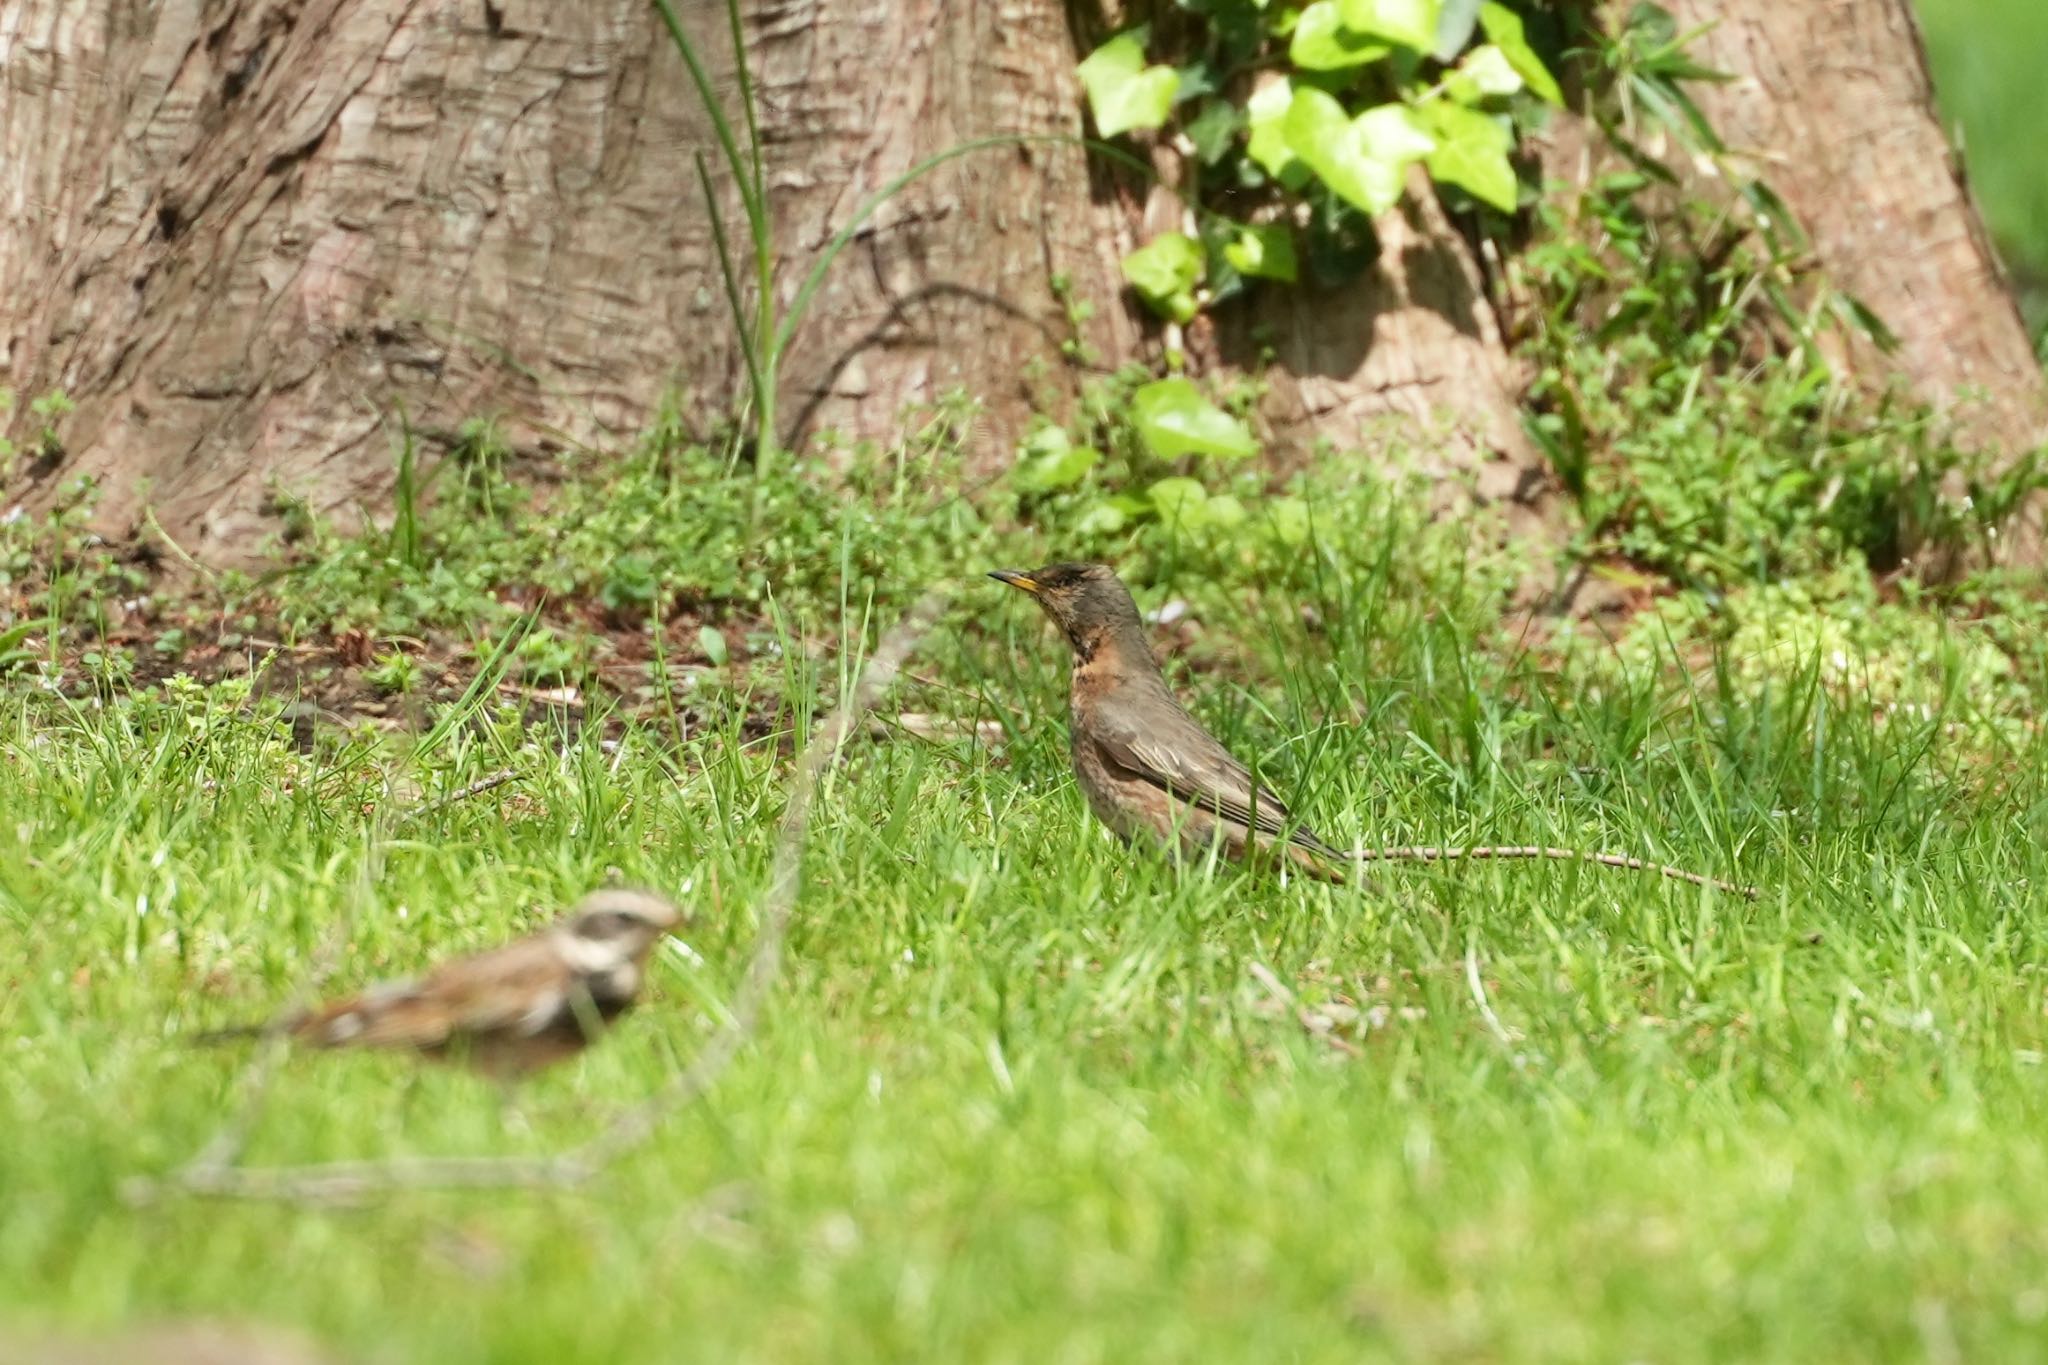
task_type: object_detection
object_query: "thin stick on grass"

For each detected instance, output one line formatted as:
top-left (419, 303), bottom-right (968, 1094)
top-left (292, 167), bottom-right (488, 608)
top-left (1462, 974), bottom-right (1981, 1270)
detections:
top-left (395, 768), bottom-right (520, 822)
top-left (128, 592), bottom-right (949, 1204)
top-left (1349, 844), bottom-right (1757, 899)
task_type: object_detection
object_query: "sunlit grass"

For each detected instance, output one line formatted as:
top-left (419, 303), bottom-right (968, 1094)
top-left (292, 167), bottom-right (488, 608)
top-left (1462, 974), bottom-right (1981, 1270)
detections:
top-left (5, 531), bottom-right (2047, 1362)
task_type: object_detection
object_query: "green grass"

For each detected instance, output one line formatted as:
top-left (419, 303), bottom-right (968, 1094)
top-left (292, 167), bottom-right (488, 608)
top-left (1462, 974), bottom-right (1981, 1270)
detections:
top-left (1919, 0), bottom-right (2048, 331)
top-left (7, 506), bottom-right (2048, 1362)
top-left (6, 16), bottom-right (2042, 1351)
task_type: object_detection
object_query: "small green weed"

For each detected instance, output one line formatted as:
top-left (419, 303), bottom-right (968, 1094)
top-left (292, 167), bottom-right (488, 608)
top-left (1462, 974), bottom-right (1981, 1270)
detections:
top-left (0, 472), bottom-right (151, 676)
top-left (363, 649), bottom-right (421, 697)
top-left (1505, 4), bottom-right (2043, 591)
top-left (1517, 164), bottom-right (2027, 588)
top-left (253, 397), bottom-right (998, 646)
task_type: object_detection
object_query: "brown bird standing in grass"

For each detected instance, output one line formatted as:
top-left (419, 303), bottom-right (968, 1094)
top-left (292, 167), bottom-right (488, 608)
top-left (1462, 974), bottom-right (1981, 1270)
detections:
top-left (203, 889), bottom-right (683, 1080)
top-left (993, 562), bottom-right (1755, 897)
top-left (992, 562), bottom-right (1352, 882)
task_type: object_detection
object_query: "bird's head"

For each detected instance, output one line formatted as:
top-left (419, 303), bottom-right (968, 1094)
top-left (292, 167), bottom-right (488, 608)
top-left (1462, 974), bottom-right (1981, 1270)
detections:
top-left (989, 561), bottom-right (1147, 661)
top-left (561, 888), bottom-right (683, 968)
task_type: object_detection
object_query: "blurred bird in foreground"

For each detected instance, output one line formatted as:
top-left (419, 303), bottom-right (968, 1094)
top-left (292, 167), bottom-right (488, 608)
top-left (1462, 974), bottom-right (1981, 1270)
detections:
top-left (992, 561), bottom-right (1352, 883)
top-left (992, 562), bottom-right (1754, 897)
top-left (202, 889), bottom-right (683, 1079)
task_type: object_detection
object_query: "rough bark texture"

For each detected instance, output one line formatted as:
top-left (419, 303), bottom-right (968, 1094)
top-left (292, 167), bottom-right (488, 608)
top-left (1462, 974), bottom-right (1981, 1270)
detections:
top-left (1215, 178), bottom-right (1551, 536)
top-left (1666, 0), bottom-right (2046, 549)
top-left (0, 0), bottom-right (1554, 565)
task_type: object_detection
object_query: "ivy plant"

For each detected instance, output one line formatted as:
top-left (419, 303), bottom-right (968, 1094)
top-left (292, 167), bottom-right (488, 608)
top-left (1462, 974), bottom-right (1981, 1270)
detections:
top-left (1076, 2), bottom-right (1564, 324)
top-left (1009, 365), bottom-right (1289, 545)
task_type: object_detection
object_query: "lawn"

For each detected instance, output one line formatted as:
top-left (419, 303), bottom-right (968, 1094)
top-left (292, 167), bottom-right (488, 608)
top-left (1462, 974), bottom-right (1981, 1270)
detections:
top-left (2, 5), bottom-right (2043, 1358)
top-left (5, 470), bottom-right (2047, 1361)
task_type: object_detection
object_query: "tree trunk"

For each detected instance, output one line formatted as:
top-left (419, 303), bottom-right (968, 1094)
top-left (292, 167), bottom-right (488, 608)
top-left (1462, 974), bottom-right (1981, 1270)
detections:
top-left (1661, 0), bottom-right (2047, 560)
top-left (0, 0), bottom-right (1554, 566)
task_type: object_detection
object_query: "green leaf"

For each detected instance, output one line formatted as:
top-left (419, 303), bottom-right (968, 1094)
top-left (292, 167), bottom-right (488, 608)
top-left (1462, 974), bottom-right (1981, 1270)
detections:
top-left (1447, 44), bottom-right (1523, 101)
top-left (1264, 497), bottom-right (1313, 547)
top-left (1013, 426), bottom-right (1102, 493)
top-left (1478, 3), bottom-right (1563, 104)
top-left (1184, 100), bottom-right (1244, 165)
top-left (1198, 220), bottom-right (1250, 305)
top-left (1355, 103), bottom-right (1437, 162)
top-left (697, 625), bottom-right (729, 667)
top-left (1306, 192), bottom-right (1381, 284)
top-left (1148, 476), bottom-right (1212, 524)
top-left (1201, 492), bottom-right (1248, 527)
top-left (1284, 90), bottom-right (1433, 217)
top-left (1131, 378), bottom-right (1260, 460)
top-left (1622, 2), bottom-right (1678, 48)
top-left (1174, 58), bottom-right (1223, 103)
top-left (1246, 79), bottom-right (1311, 189)
top-left (1288, 1), bottom-right (1390, 70)
top-left (1121, 232), bottom-right (1207, 323)
top-left (1421, 102), bottom-right (1518, 211)
top-left (1432, 0), bottom-right (1483, 60)
top-left (1336, 0), bottom-right (1441, 52)
top-left (1223, 223), bottom-right (1298, 282)
top-left (1074, 500), bottom-right (1131, 536)
top-left (0, 616), bottom-right (53, 673)
top-left (1077, 33), bottom-right (1180, 136)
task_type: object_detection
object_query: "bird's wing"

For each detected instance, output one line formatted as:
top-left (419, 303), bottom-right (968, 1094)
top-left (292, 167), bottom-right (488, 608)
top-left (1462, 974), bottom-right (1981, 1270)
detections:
top-left (1088, 700), bottom-right (1300, 840)
top-left (295, 938), bottom-right (574, 1049)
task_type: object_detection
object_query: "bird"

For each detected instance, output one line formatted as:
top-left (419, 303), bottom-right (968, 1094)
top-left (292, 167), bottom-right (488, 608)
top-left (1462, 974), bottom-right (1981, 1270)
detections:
top-left (202, 888), bottom-right (683, 1080)
top-left (992, 562), bottom-right (1757, 898)
top-left (991, 561), bottom-right (1352, 882)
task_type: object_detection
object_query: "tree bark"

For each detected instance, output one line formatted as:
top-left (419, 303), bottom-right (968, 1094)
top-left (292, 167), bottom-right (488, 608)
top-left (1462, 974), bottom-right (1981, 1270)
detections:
top-left (1661, 0), bottom-right (2046, 559)
top-left (0, 0), bottom-right (1555, 566)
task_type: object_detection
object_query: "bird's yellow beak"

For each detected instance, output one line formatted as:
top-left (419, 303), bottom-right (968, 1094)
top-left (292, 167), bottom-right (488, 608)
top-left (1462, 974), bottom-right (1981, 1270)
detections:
top-left (989, 569), bottom-right (1040, 594)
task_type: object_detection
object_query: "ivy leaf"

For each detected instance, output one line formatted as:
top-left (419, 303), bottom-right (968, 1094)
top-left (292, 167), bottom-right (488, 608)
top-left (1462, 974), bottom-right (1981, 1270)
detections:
top-left (1148, 476), bottom-right (1212, 525)
top-left (1198, 222), bottom-right (1248, 306)
top-left (1288, 1), bottom-right (1389, 71)
top-left (1132, 378), bottom-right (1260, 460)
top-left (1245, 79), bottom-right (1311, 189)
top-left (1355, 103), bottom-right (1437, 162)
top-left (1183, 0), bottom-right (1267, 61)
top-left (1336, 0), bottom-right (1441, 53)
top-left (1174, 58), bottom-right (1223, 103)
top-left (1013, 425), bottom-right (1102, 493)
top-left (1285, 90), bottom-right (1433, 217)
top-left (1197, 218), bottom-right (1250, 304)
top-left (1074, 499), bottom-right (1132, 535)
top-left (1223, 223), bottom-right (1299, 282)
top-left (1284, 89), bottom-right (1398, 217)
top-left (1306, 192), bottom-right (1381, 284)
top-left (1077, 32), bottom-right (1181, 136)
top-left (1184, 100), bottom-right (1244, 165)
top-left (1445, 44), bottom-right (1523, 103)
top-left (1421, 102), bottom-right (1518, 211)
top-left (1478, 2), bottom-right (1564, 105)
top-left (1432, 0), bottom-right (1483, 60)
top-left (1121, 232), bottom-right (1207, 323)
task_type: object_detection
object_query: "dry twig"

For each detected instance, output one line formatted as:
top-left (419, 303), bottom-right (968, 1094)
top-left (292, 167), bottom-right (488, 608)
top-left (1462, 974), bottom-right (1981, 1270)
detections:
top-left (395, 768), bottom-right (521, 822)
top-left (1351, 844), bottom-right (1757, 899)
